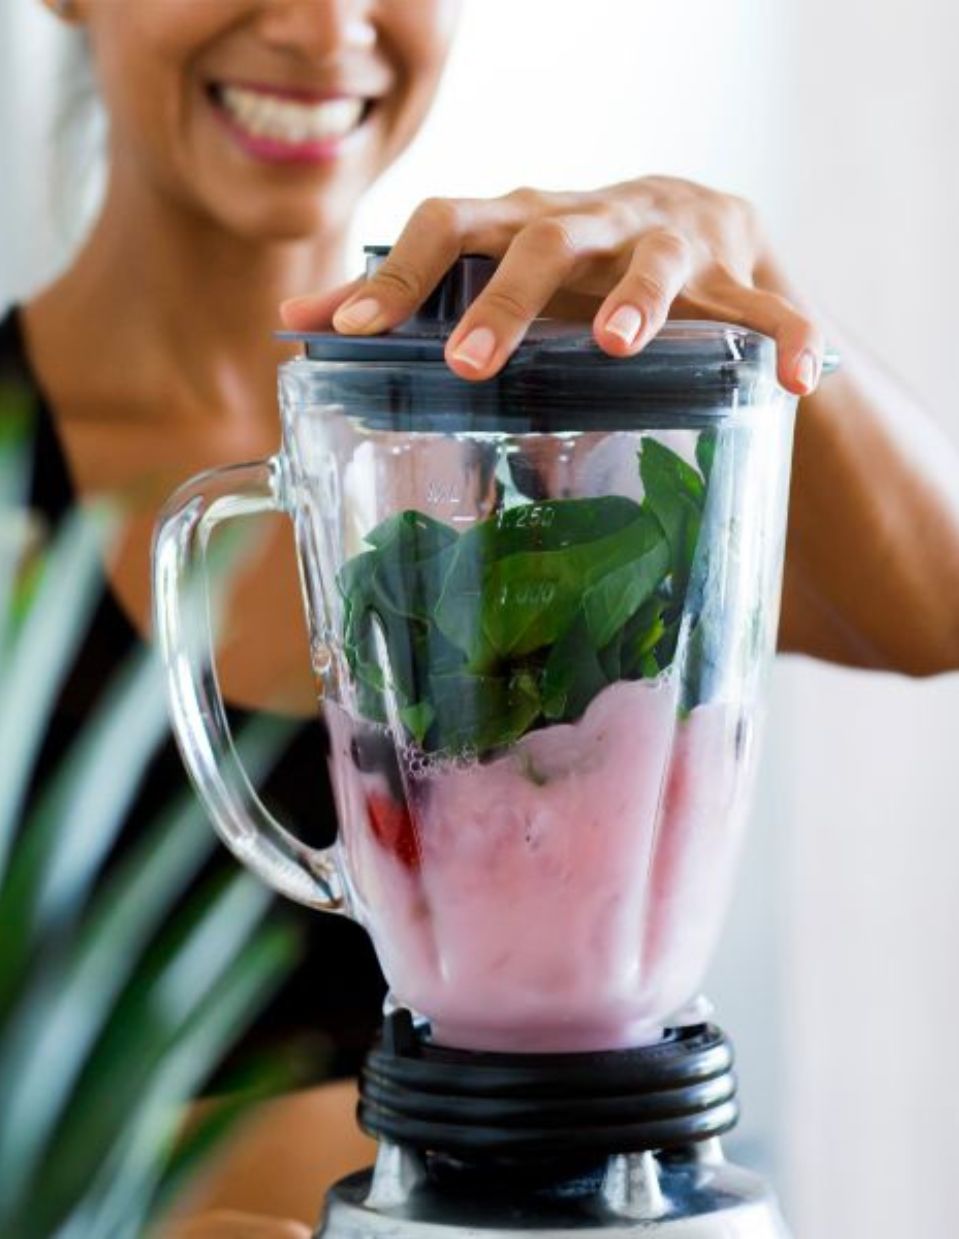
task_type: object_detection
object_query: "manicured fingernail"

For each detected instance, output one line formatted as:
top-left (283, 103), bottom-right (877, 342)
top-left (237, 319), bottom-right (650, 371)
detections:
top-left (604, 304), bottom-right (643, 347)
top-left (333, 296), bottom-right (383, 332)
top-left (450, 325), bottom-right (497, 370)
top-left (795, 350), bottom-right (820, 392)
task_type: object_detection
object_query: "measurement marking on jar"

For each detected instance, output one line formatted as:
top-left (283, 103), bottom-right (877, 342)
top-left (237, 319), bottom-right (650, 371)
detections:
top-left (425, 481), bottom-right (461, 505)
top-left (497, 505), bottom-right (556, 529)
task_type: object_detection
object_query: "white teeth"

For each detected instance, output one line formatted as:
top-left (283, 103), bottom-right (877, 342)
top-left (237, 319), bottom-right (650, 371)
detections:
top-left (218, 86), bottom-right (365, 144)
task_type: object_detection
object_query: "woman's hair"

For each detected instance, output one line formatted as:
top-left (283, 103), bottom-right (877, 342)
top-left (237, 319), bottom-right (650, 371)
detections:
top-left (51, 27), bottom-right (106, 255)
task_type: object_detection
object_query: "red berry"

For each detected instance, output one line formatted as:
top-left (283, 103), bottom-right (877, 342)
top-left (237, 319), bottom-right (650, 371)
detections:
top-left (366, 792), bottom-right (421, 870)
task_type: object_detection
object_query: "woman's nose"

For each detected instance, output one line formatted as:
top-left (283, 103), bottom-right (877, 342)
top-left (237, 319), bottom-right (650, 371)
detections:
top-left (253, 0), bottom-right (377, 58)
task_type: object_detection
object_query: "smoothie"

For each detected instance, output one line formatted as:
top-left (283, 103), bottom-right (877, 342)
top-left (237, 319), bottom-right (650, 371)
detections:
top-left (326, 675), bottom-right (747, 1053)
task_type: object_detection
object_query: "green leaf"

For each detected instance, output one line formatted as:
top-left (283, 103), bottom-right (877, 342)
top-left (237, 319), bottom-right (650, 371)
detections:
top-left (337, 549), bottom-right (377, 614)
top-left (0, 647), bottom-right (171, 1011)
top-left (0, 383), bottom-right (34, 658)
top-left (432, 534), bottom-right (494, 669)
top-left (37, 922), bottom-right (298, 1239)
top-left (0, 505), bottom-right (113, 884)
top-left (581, 526), bottom-right (670, 649)
top-left (639, 437), bottom-right (705, 594)
top-left (399, 700), bottom-right (435, 746)
top-left (148, 1055), bottom-right (298, 1225)
top-left (338, 447), bottom-right (712, 755)
top-left (696, 428), bottom-right (718, 482)
top-left (364, 509), bottom-right (458, 556)
top-left (428, 668), bottom-right (541, 754)
top-left (11, 874), bottom-right (276, 1228)
top-left (480, 510), bottom-right (667, 660)
top-left (542, 617), bottom-right (610, 722)
top-left (0, 717), bottom-right (292, 1217)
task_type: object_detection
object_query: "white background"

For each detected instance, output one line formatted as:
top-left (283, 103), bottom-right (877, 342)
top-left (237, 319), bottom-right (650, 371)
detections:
top-left (2, 3), bottom-right (959, 1235)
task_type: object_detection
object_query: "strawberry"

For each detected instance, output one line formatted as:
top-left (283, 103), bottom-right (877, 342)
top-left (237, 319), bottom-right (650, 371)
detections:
top-left (366, 791), bottom-right (421, 870)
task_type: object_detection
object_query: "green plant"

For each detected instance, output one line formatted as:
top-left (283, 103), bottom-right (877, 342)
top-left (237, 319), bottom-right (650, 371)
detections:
top-left (0, 385), bottom-right (301, 1239)
top-left (338, 433), bottom-right (716, 756)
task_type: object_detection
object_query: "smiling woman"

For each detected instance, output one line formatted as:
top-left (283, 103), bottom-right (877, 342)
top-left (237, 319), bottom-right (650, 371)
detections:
top-left (3, 0), bottom-right (959, 1235)
top-left (65, 0), bottom-right (457, 241)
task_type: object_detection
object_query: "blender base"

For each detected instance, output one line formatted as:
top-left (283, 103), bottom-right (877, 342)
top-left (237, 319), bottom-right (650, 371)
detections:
top-left (315, 1013), bottom-right (790, 1238)
top-left (316, 1143), bottom-right (790, 1238)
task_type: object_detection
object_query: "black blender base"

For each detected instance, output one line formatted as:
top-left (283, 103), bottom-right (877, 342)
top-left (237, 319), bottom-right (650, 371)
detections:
top-left (359, 1010), bottom-right (738, 1163)
top-left (315, 1012), bottom-right (791, 1237)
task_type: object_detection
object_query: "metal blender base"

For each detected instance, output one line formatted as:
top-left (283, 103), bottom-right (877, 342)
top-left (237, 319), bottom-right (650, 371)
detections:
top-left (316, 1142), bottom-right (791, 1238)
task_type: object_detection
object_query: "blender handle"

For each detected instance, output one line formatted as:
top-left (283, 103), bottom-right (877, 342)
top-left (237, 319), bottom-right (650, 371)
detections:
top-left (152, 456), bottom-right (344, 912)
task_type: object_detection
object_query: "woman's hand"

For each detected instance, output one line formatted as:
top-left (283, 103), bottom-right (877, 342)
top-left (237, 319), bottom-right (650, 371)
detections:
top-left (159, 1209), bottom-right (310, 1238)
top-left (281, 175), bottom-right (823, 396)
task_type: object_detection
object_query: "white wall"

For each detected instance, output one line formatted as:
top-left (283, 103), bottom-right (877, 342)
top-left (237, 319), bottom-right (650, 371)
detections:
top-left (0, 2), bottom-right (65, 300)
top-left (350, 0), bottom-right (791, 257)
top-left (778, 3), bottom-right (959, 1235)
top-left (3, 3), bottom-right (958, 1235)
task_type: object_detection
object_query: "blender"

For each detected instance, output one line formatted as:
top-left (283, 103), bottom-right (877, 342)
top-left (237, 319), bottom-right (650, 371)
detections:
top-left (153, 249), bottom-right (803, 1237)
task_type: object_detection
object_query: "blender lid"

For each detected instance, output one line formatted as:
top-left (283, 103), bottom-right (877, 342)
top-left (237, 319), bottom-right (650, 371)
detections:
top-left (278, 247), bottom-right (775, 380)
top-left (277, 248), bottom-right (800, 431)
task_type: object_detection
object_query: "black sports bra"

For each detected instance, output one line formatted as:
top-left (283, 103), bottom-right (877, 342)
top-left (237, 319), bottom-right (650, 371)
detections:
top-left (0, 307), bottom-right (386, 1084)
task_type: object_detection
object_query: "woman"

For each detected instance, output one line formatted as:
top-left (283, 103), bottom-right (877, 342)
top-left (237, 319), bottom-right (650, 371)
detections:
top-left (6, 1), bottom-right (959, 1235)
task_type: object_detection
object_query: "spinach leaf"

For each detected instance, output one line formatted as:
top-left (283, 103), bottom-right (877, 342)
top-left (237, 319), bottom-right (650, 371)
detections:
top-left (542, 617), bottom-right (610, 722)
top-left (365, 509), bottom-right (458, 556)
top-left (581, 521), bottom-right (669, 649)
top-left (639, 438), bottom-right (705, 596)
top-left (696, 428), bottom-right (718, 483)
top-left (481, 510), bottom-right (668, 660)
top-left (428, 669), bottom-right (542, 754)
top-left (399, 701), bottom-right (435, 747)
top-left (336, 428), bottom-right (717, 756)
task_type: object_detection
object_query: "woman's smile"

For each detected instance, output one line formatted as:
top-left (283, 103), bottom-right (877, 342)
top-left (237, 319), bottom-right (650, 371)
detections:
top-left (207, 80), bottom-right (374, 165)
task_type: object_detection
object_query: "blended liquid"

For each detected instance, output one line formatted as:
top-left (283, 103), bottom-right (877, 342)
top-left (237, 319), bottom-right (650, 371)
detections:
top-left (326, 677), bottom-right (748, 1052)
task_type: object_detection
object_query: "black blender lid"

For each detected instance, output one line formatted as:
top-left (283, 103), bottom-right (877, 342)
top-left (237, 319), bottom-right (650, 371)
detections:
top-left (278, 246), bottom-right (774, 376)
top-left (276, 248), bottom-right (788, 432)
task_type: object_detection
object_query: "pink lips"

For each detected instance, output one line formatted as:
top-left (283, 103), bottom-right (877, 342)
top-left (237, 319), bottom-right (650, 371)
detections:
top-left (208, 81), bottom-right (369, 167)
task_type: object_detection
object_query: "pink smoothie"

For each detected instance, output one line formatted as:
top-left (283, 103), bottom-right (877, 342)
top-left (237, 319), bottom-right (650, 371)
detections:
top-left (326, 677), bottom-right (748, 1053)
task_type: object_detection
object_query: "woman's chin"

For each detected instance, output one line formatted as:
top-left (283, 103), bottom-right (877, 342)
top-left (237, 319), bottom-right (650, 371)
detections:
top-left (206, 190), bottom-right (357, 246)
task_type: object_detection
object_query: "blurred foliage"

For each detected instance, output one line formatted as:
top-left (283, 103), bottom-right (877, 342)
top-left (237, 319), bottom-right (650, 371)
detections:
top-left (0, 383), bottom-right (301, 1238)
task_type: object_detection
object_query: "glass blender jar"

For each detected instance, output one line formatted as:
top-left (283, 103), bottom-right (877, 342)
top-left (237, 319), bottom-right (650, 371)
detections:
top-left (153, 250), bottom-right (803, 1237)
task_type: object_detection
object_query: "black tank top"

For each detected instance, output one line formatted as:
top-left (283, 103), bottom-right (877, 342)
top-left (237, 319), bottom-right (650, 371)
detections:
top-left (0, 307), bottom-right (385, 1084)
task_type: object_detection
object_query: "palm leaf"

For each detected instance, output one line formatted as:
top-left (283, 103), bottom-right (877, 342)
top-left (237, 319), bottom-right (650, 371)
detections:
top-left (151, 1052), bottom-right (301, 1224)
top-left (0, 718), bottom-right (293, 1222)
top-left (0, 403), bottom-right (304, 1237)
top-left (28, 919), bottom-right (298, 1239)
top-left (0, 504), bottom-right (110, 882)
top-left (71, 925), bottom-right (297, 1239)
top-left (0, 381), bottom-right (33, 650)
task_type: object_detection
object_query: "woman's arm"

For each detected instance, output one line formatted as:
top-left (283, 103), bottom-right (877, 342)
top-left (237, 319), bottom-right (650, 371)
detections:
top-left (282, 176), bottom-right (959, 677)
top-left (780, 319), bottom-right (959, 674)
top-left (160, 1081), bottom-right (373, 1236)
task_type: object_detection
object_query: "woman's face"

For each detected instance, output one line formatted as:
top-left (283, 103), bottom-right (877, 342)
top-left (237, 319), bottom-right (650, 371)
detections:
top-left (73, 0), bottom-right (460, 241)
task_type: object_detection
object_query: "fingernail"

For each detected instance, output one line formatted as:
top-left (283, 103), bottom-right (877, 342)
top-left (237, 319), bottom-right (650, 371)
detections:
top-left (796, 350), bottom-right (820, 392)
top-left (450, 325), bottom-right (497, 370)
top-left (333, 296), bottom-right (383, 332)
top-left (604, 304), bottom-right (643, 347)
